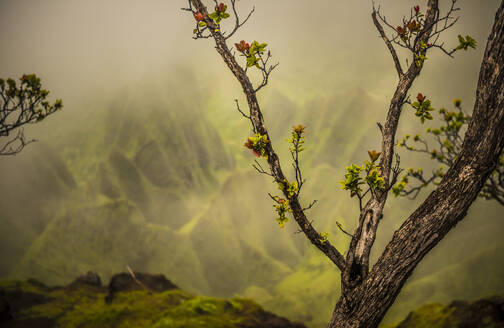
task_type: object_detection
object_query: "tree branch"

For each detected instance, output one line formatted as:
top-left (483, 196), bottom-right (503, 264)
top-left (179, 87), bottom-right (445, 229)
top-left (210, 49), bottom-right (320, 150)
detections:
top-left (188, 0), bottom-right (346, 271)
top-left (342, 0), bottom-right (440, 288)
top-left (330, 3), bottom-right (504, 325)
top-left (372, 6), bottom-right (403, 78)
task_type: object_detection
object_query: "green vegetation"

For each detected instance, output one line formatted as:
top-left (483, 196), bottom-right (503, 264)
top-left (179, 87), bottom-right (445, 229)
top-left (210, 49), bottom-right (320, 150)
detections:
top-left (0, 74), bottom-right (62, 155)
top-left (0, 73), bottom-right (502, 328)
top-left (392, 294), bottom-right (504, 328)
top-left (0, 278), bottom-right (303, 328)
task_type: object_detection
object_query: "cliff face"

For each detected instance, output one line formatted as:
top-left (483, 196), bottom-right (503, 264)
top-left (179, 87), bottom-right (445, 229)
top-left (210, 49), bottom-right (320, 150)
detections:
top-left (0, 272), bottom-right (306, 328)
top-left (2, 274), bottom-right (502, 328)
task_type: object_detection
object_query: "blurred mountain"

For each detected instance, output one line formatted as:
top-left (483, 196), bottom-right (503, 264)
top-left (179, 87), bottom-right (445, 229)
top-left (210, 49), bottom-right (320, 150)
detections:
top-left (0, 82), bottom-right (502, 328)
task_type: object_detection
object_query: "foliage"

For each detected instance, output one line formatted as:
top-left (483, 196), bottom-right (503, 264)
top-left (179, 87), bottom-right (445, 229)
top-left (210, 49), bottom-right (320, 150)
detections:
top-left (0, 74), bottom-right (62, 155)
top-left (456, 34), bottom-right (477, 51)
top-left (0, 278), bottom-right (296, 328)
top-left (288, 124), bottom-right (306, 154)
top-left (236, 40), bottom-right (269, 68)
top-left (415, 41), bottom-right (429, 68)
top-left (193, 2), bottom-right (230, 34)
top-left (319, 232), bottom-right (329, 244)
top-left (410, 93), bottom-right (434, 123)
top-left (365, 161), bottom-right (386, 191)
top-left (183, 0), bottom-right (504, 326)
top-left (393, 4), bottom-right (476, 63)
top-left (272, 196), bottom-right (291, 228)
top-left (208, 3), bottom-right (230, 25)
top-left (340, 164), bottom-right (365, 197)
top-left (395, 97), bottom-right (503, 205)
top-left (340, 151), bottom-right (385, 198)
top-left (244, 133), bottom-right (269, 159)
top-left (272, 178), bottom-right (299, 228)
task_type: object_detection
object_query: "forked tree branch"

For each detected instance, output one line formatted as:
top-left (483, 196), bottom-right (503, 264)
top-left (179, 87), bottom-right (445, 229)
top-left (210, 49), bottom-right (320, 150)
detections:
top-left (342, 0), bottom-right (440, 289)
top-left (0, 129), bottom-right (35, 155)
top-left (329, 3), bottom-right (504, 326)
top-left (225, 0), bottom-right (255, 40)
top-left (368, 4), bottom-right (503, 321)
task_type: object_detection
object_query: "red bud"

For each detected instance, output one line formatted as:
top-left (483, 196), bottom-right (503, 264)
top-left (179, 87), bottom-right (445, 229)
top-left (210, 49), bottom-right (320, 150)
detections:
top-left (235, 40), bottom-right (251, 54)
top-left (194, 12), bottom-right (204, 22)
top-left (417, 93), bottom-right (426, 103)
top-left (397, 26), bottom-right (406, 35)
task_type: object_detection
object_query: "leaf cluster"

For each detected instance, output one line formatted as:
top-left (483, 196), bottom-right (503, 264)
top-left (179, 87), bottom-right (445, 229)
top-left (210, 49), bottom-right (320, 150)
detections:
top-left (278, 179), bottom-right (299, 199)
top-left (271, 196), bottom-right (291, 228)
top-left (193, 2), bottom-right (231, 34)
top-left (395, 97), bottom-right (502, 205)
top-left (340, 151), bottom-right (385, 198)
top-left (208, 3), bottom-right (230, 25)
top-left (415, 41), bottom-right (429, 68)
top-left (410, 93), bottom-right (434, 123)
top-left (456, 35), bottom-right (477, 51)
top-left (244, 133), bottom-right (269, 159)
top-left (287, 124), bottom-right (306, 154)
top-left (1, 74), bottom-right (62, 134)
top-left (319, 232), bottom-right (329, 244)
top-left (396, 6), bottom-right (425, 43)
top-left (235, 40), bottom-right (268, 68)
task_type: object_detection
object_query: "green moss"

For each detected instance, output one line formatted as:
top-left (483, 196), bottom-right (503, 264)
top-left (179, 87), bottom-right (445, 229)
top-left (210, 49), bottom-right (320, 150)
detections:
top-left (395, 303), bottom-right (456, 328)
top-left (4, 279), bottom-right (277, 328)
top-left (0, 279), bottom-right (47, 295)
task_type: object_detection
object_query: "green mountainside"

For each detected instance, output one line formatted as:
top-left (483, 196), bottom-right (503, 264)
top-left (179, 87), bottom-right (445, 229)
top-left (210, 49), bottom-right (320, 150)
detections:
top-left (0, 272), bottom-right (306, 328)
top-left (1, 275), bottom-right (502, 328)
top-left (0, 80), bottom-right (503, 327)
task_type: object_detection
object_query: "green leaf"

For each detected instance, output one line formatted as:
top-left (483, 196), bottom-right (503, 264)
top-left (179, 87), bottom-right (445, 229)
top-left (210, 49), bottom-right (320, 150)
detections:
top-left (246, 55), bottom-right (257, 67)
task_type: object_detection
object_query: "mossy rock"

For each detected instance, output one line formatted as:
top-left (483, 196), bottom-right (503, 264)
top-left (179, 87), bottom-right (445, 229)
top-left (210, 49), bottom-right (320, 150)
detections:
top-left (394, 295), bottom-right (504, 328)
top-left (0, 275), bottom-right (306, 328)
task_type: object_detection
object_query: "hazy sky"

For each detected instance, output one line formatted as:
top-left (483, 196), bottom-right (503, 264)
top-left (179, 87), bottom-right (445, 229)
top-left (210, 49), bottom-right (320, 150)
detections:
top-left (0, 0), bottom-right (500, 100)
top-left (0, 0), bottom-right (500, 165)
top-left (0, 2), bottom-right (502, 322)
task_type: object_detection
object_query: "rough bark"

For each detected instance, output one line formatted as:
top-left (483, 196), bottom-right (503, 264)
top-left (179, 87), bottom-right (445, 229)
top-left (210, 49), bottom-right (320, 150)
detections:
top-left (329, 2), bottom-right (504, 326)
top-left (185, 1), bottom-right (504, 327)
top-left (342, 0), bottom-right (439, 289)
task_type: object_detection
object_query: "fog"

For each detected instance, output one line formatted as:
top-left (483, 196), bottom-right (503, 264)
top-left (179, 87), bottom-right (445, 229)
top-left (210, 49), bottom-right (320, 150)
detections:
top-left (0, 1), bottom-right (503, 327)
top-left (0, 0), bottom-right (499, 104)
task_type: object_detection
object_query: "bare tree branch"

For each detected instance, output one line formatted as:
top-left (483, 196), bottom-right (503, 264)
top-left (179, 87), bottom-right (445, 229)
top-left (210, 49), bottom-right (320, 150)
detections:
top-left (225, 0), bottom-right (255, 40)
top-left (372, 5), bottom-right (403, 78)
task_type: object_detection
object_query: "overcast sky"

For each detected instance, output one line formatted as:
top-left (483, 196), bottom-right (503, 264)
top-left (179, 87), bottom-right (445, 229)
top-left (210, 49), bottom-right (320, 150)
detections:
top-left (0, 0), bottom-right (501, 140)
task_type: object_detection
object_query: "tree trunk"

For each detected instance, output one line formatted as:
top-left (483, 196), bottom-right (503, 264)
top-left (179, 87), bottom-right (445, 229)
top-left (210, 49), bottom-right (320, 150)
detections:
top-left (328, 2), bottom-right (504, 327)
